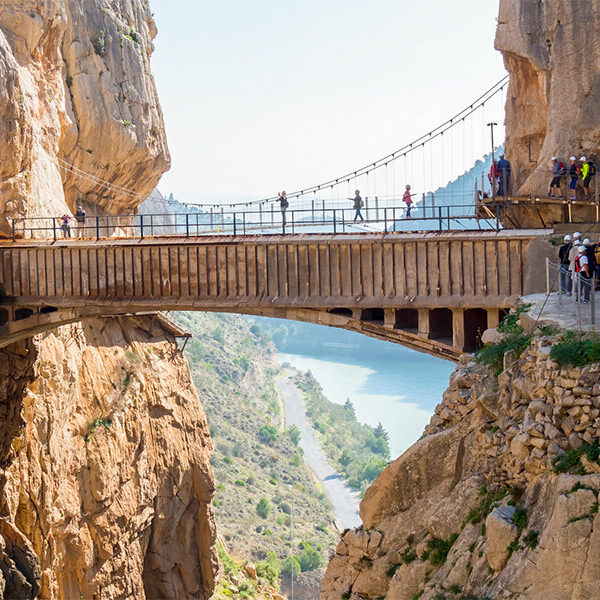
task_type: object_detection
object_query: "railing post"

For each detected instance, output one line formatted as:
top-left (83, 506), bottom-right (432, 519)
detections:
top-left (243, 211), bottom-right (246, 235)
top-left (384, 207), bottom-right (388, 232)
top-left (233, 213), bottom-right (237, 236)
top-left (140, 214), bottom-right (144, 239)
top-left (11, 219), bottom-right (15, 242)
top-left (431, 192), bottom-right (435, 217)
top-left (185, 213), bottom-right (189, 237)
top-left (592, 272), bottom-right (596, 325)
top-left (375, 196), bottom-right (379, 221)
top-left (422, 193), bottom-right (426, 218)
top-left (333, 209), bottom-right (337, 234)
top-left (545, 257), bottom-right (550, 296)
top-left (95, 216), bottom-right (99, 239)
top-left (438, 206), bottom-right (442, 231)
top-left (210, 208), bottom-right (214, 229)
top-left (311, 198), bottom-right (315, 222)
top-left (53, 218), bottom-right (57, 242)
top-left (495, 203), bottom-right (499, 230)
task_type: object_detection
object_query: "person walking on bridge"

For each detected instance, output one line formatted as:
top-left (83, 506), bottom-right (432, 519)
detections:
top-left (60, 214), bottom-right (71, 238)
top-left (559, 234), bottom-right (573, 295)
top-left (549, 156), bottom-right (565, 198)
top-left (75, 205), bottom-right (86, 238)
top-left (569, 156), bottom-right (579, 200)
top-left (349, 190), bottom-right (364, 222)
top-left (276, 191), bottom-right (289, 230)
top-left (497, 153), bottom-right (511, 196)
top-left (402, 185), bottom-right (414, 218)
top-left (488, 160), bottom-right (499, 196)
top-left (580, 156), bottom-right (596, 199)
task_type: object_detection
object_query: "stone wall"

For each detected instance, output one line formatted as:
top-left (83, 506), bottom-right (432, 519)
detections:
top-left (321, 333), bottom-right (600, 600)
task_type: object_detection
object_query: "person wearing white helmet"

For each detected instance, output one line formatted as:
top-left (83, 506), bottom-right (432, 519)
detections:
top-left (583, 239), bottom-right (597, 285)
top-left (580, 156), bottom-right (597, 199)
top-left (575, 245), bottom-right (591, 302)
top-left (569, 156), bottom-right (579, 200)
top-left (559, 234), bottom-right (573, 294)
top-left (569, 232), bottom-right (582, 281)
top-left (402, 184), bottom-right (414, 218)
top-left (549, 156), bottom-right (565, 198)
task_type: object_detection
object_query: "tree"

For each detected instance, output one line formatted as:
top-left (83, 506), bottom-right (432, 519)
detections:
top-left (373, 422), bottom-right (390, 443)
top-left (281, 555), bottom-right (301, 577)
top-left (338, 449), bottom-right (352, 467)
top-left (287, 425), bottom-right (301, 446)
top-left (258, 424), bottom-right (278, 445)
top-left (298, 542), bottom-right (323, 572)
top-left (256, 497), bottom-right (270, 518)
top-left (344, 398), bottom-right (355, 415)
top-left (256, 551), bottom-right (281, 583)
top-left (366, 432), bottom-right (390, 458)
top-left (359, 456), bottom-right (388, 483)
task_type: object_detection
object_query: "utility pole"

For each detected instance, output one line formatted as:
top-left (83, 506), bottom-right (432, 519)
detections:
top-left (291, 491), bottom-right (294, 600)
top-left (487, 122), bottom-right (498, 163)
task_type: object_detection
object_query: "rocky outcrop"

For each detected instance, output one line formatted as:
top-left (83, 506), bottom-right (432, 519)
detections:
top-left (495, 0), bottom-right (600, 195)
top-left (0, 317), bottom-right (216, 599)
top-left (321, 335), bottom-right (600, 599)
top-left (0, 0), bottom-right (170, 236)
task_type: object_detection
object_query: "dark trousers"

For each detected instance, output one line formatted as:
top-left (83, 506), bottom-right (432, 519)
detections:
top-left (560, 265), bottom-right (572, 294)
top-left (577, 273), bottom-right (591, 302)
top-left (498, 174), bottom-right (510, 196)
top-left (353, 209), bottom-right (363, 222)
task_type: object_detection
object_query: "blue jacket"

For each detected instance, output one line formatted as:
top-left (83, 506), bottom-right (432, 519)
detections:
top-left (497, 158), bottom-right (511, 174)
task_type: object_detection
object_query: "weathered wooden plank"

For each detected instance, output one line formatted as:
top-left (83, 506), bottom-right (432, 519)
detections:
top-left (123, 247), bottom-right (133, 297)
top-left (361, 244), bottom-right (373, 297)
top-left (339, 243), bottom-right (352, 297)
top-left (462, 241), bottom-right (474, 297)
top-left (277, 244), bottom-right (288, 297)
top-left (256, 244), bottom-right (267, 298)
top-left (246, 245), bottom-right (257, 297)
top-left (351, 244), bottom-right (362, 296)
top-left (114, 246), bottom-right (125, 297)
top-left (392, 243), bottom-right (405, 298)
top-left (297, 244), bottom-right (309, 298)
top-left (308, 244), bottom-right (319, 297)
top-left (70, 248), bottom-right (81, 297)
top-left (319, 245), bottom-right (330, 297)
top-left (382, 243), bottom-right (394, 297)
top-left (404, 242), bottom-right (417, 298)
top-left (266, 244), bottom-right (278, 298)
top-left (473, 240), bottom-right (486, 297)
top-left (372, 243), bottom-right (383, 298)
top-left (509, 240), bottom-right (522, 295)
top-left (330, 244), bottom-right (341, 297)
top-left (287, 245), bottom-right (299, 298)
top-left (206, 245), bottom-right (218, 297)
top-left (426, 242), bottom-right (440, 297)
top-left (496, 240), bottom-right (510, 297)
top-left (439, 241), bottom-right (451, 297)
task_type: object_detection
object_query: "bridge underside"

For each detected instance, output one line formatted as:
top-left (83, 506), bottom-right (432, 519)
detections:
top-left (0, 301), bottom-right (507, 361)
top-left (0, 230), bottom-right (551, 361)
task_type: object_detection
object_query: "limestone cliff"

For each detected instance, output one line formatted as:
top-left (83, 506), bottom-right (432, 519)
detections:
top-left (320, 330), bottom-right (600, 600)
top-left (495, 0), bottom-right (600, 194)
top-left (0, 318), bottom-right (217, 599)
top-left (0, 0), bottom-right (170, 236)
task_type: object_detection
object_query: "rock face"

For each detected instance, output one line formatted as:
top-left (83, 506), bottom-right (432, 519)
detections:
top-left (1, 317), bottom-right (217, 599)
top-left (495, 0), bottom-right (600, 195)
top-left (320, 335), bottom-right (600, 599)
top-left (0, 0), bottom-right (170, 236)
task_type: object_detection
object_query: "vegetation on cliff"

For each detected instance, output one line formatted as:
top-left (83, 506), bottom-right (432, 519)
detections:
top-left (173, 312), bottom-right (338, 576)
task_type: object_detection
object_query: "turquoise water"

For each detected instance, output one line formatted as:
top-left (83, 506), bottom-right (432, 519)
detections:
top-left (270, 324), bottom-right (455, 458)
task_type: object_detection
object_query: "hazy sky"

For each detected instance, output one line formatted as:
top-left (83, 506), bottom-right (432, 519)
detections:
top-left (150, 1), bottom-right (506, 202)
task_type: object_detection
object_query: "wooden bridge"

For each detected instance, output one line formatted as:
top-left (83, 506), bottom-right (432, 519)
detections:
top-left (0, 230), bottom-right (552, 361)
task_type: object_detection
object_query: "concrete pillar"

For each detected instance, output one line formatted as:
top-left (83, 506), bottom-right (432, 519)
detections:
top-left (384, 309), bottom-right (395, 328)
top-left (418, 308), bottom-right (430, 338)
top-left (486, 308), bottom-right (499, 330)
top-left (452, 308), bottom-right (465, 351)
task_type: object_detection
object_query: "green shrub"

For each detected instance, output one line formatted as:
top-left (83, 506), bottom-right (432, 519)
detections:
top-left (476, 333), bottom-right (531, 376)
top-left (258, 424), bottom-right (278, 445)
top-left (552, 443), bottom-right (600, 475)
top-left (506, 538), bottom-right (520, 558)
top-left (298, 542), bottom-right (323, 572)
top-left (386, 563), bottom-right (401, 577)
top-left (513, 507), bottom-right (527, 529)
top-left (281, 555), bottom-right (301, 577)
top-left (550, 331), bottom-right (600, 367)
top-left (425, 533), bottom-right (458, 566)
top-left (256, 497), bottom-right (270, 518)
top-left (463, 485), bottom-right (508, 526)
top-left (93, 30), bottom-right (106, 55)
top-left (287, 425), bottom-right (301, 446)
top-left (523, 530), bottom-right (539, 549)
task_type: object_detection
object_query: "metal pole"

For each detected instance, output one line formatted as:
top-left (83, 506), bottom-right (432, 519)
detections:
top-left (311, 198), bottom-right (315, 222)
top-left (53, 218), bottom-right (57, 242)
top-left (592, 272), bottom-right (596, 325)
top-left (243, 212), bottom-right (246, 235)
top-left (95, 216), bottom-right (99, 239)
top-left (140, 214), bottom-right (144, 239)
top-left (11, 219), bottom-right (15, 241)
top-left (487, 122), bottom-right (497, 163)
top-left (375, 196), bottom-right (379, 221)
top-left (333, 209), bottom-right (337, 234)
top-left (545, 257), bottom-right (550, 296)
top-left (185, 213), bottom-right (189, 237)
top-left (438, 206), bottom-right (442, 231)
top-left (233, 213), bottom-right (237, 236)
top-left (384, 207), bottom-right (388, 232)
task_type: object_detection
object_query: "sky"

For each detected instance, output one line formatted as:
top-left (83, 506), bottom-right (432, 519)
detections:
top-left (150, 1), bottom-right (507, 203)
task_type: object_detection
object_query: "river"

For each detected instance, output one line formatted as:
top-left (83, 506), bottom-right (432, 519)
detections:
top-left (270, 323), bottom-right (455, 459)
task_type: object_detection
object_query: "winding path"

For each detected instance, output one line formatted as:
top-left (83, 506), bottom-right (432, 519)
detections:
top-left (276, 373), bottom-right (361, 530)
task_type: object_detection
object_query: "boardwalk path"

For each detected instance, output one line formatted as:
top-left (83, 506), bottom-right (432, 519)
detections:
top-left (276, 373), bottom-right (361, 530)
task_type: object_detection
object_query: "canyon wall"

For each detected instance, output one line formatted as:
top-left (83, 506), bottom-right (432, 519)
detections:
top-left (0, 0), bottom-right (170, 236)
top-left (495, 0), bottom-right (600, 194)
top-left (321, 333), bottom-right (600, 600)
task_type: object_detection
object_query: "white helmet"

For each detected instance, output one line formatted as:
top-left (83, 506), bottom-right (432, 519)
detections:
top-left (551, 156), bottom-right (557, 161)
top-left (578, 246), bottom-right (586, 254)
top-left (574, 231), bottom-right (582, 238)
top-left (584, 238), bottom-right (591, 246)
top-left (564, 234), bottom-right (572, 242)
top-left (581, 156), bottom-right (587, 162)
top-left (570, 156), bottom-right (577, 161)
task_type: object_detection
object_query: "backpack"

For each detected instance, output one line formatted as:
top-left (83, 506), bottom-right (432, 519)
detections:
top-left (360, 199), bottom-right (364, 208)
top-left (559, 162), bottom-right (566, 176)
top-left (589, 161), bottom-right (596, 176)
top-left (595, 245), bottom-right (600, 264)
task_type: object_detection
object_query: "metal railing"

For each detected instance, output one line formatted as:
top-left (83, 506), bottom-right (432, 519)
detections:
top-left (10, 202), bottom-right (501, 241)
top-left (545, 257), bottom-right (596, 326)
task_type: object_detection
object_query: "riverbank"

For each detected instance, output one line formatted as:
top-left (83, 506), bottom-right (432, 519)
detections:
top-left (276, 372), bottom-right (360, 530)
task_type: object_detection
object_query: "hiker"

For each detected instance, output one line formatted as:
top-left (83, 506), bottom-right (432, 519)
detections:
top-left (60, 214), bottom-right (71, 238)
top-left (349, 189), bottom-right (364, 222)
top-left (276, 191), bottom-right (289, 229)
top-left (583, 238), bottom-right (597, 285)
top-left (568, 231), bottom-right (582, 286)
top-left (580, 156), bottom-right (596, 199)
top-left (559, 234), bottom-right (573, 295)
top-left (488, 160), bottom-right (499, 196)
top-left (595, 237), bottom-right (600, 287)
top-left (549, 156), bottom-right (565, 198)
top-left (75, 204), bottom-right (86, 238)
top-left (403, 185), bottom-right (414, 218)
top-left (575, 245), bottom-right (591, 303)
top-left (569, 156), bottom-right (579, 200)
top-left (497, 153), bottom-right (511, 196)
